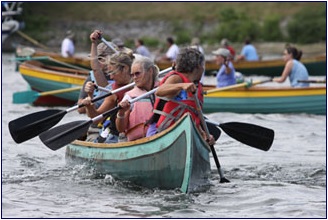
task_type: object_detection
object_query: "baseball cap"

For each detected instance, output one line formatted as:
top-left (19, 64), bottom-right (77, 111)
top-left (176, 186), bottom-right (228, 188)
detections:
top-left (212, 48), bottom-right (231, 58)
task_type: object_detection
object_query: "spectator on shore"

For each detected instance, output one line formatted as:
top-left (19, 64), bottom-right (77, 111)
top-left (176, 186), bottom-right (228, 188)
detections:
top-left (220, 38), bottom-right (236, 59)
top-left (61, 30), bottom-right (75, 57)
top-left (236, 38), bottom-right (259, 62)
top-left (134, 38), bottom-right (151, 58)
top-left (273, 46), bottom-right (309, 87)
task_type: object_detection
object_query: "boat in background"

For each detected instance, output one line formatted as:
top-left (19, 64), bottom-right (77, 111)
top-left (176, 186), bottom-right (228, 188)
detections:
top-left (15, 46), bottom-right (91, 70)
top-left (18, 60), bottom-right (88, 106)
top-left (66, 113), bottom-right (211, 193)
top-left (156, 54), bottom-right (327, 77)
top-left (203, 85), bottom-right (326, 115)
top-left (2, 2), bottom-right (24, 43)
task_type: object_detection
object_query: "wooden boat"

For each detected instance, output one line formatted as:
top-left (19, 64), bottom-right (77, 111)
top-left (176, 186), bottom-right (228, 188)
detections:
top-left (156, 54), bottom-right (327, 77)
top-left (203, 85), bottom-right (326, 115)
top-left (15, 47), bottom-right (91, 70)
top-left (18, 60), bottom-right (88, 106)
top-left (66, 114), bottom-right (211, 193)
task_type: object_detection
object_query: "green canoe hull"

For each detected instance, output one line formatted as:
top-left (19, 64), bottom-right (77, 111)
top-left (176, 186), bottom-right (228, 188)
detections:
top-left (66, 114), bottom-right (211, 193)
top-left (204, 86), bottom-right (326, 115)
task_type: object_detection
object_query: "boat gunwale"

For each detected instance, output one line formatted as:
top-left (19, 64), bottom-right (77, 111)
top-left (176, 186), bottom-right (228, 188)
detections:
top-left (71, 113), bottom-right (211, 151)
top-left (19, 60), bottom-right (89, 79)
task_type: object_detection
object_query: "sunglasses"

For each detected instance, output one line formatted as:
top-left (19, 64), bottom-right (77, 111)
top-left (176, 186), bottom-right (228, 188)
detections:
top-left (131, 71), bottom-right (143, 77)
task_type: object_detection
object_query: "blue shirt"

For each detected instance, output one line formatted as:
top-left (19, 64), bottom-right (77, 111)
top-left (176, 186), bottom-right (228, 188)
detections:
top-left (241, 44), bottom-right (259, 61)
top-left (216, 62), bottom-right (236, 88)
top-left (289, 60), bottom-right (309, 87)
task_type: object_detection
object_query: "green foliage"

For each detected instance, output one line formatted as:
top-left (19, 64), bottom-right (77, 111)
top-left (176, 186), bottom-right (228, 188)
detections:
top-left (171, 21), bottom-right (192, 45)
top-left (287, 7), bottom-right (326, 43)
top-left (261, 15), bottom-right (284, 41)
top-left (142, 37), bottom-right (160, 47)
top-left (213, 8), bottom-right (261, 42)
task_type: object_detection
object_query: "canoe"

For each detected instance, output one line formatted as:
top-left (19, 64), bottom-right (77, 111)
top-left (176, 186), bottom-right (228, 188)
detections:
top-left (18, 60), bottom-right (88, 106)
top-left (155, 54), bottom-right (327, 77)
top-left (66, 113), bottom-right (211, 193)
top-left (203, 85), bottom-right (326, 115)
top-left (15, 47), bottom-right (91, 70)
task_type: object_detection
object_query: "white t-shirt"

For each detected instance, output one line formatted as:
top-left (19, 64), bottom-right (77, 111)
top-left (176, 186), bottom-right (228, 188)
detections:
top-left (165, 44), bottom-right (179, 61)
top-left (61, 38), bottom-right (75, 57)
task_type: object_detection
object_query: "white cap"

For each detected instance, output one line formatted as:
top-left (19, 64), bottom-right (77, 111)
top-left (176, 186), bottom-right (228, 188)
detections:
top-left (212, 48), bottom-right (231, 58)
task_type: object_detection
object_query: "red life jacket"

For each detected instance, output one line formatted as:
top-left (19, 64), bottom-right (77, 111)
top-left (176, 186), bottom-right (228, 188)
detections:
top-left (153, 71), bottom-right (203, 131)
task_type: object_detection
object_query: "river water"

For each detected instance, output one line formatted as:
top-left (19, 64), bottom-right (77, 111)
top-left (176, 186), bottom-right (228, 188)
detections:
top-left (2, 53), bottom-right (327, 218)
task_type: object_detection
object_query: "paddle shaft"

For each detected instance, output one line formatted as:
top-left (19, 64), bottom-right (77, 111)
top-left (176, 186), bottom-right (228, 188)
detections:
top-left (40, 88), bottom-right (158, 151)
top-left (193, 87), bottom-right (229, 183)
top-left (38, 87), bottom-right (82, 96)
top-left (100, 37), bottom-right (119, 53)
top-left (17, 30), bottom-right (49, 50)
top-left (205, 79), bottom-right (272, 94)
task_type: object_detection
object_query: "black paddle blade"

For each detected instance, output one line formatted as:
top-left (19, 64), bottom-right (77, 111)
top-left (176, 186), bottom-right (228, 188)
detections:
top-left (206, 121), bottom-right (221, 141)
top-left (220, 122), bottom-right (274, 151)
top-left (39, 120), bottom-right (92, 151)
top-left (9, 109), bottom-right (66, 143)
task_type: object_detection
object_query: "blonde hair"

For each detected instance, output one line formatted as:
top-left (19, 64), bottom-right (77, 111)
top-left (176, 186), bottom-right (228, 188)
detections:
top-left (108, 52), bottom-right (134, 71)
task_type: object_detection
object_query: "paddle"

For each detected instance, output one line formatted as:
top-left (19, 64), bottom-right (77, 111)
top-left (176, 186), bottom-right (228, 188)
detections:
top-left (297, 79), bottom-right (326, 84)
top-left (100, 37), bottom-right (119, 54)
top-left (9, 67), bottom-right (172, 144)
top-left (39, 88), bottom-right (158, 151)
top-left (204, 78), bottom-right (272, 95)
top-left (193, 85), bottom-right (230, 183)
top-left (16, 30), bottom-right (49, 50)
top-left (13, 87), bottom-right (82, 104)
top-left (205, 119), bottom-right (274, 151)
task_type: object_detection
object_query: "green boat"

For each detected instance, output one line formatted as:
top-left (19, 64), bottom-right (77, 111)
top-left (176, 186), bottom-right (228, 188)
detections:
top-left (203, 85), bottom-right (326, 115)
top-left (66, 114), bottom-right (211, 193)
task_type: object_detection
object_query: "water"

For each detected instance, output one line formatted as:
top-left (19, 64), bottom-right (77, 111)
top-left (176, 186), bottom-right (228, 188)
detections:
top-left (2, 53), bottom-right (326, 218)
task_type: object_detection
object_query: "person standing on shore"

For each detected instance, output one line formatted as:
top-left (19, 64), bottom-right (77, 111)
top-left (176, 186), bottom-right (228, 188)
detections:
top-left (273, 46), bottom-right (309, 87)
top-left (61, 30), bottom-right (75, 57)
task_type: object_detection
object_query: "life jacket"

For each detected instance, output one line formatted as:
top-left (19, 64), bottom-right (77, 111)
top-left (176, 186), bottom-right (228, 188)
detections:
top-left (153, 71), bottom-right (203, 132)
top-left (101, 82), bottom-right (132, 137)
top-left (124, 87), bottom-right (155, 141)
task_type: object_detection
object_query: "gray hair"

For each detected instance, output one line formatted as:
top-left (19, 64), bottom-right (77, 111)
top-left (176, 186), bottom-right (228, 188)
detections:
top-left (175, 47), bottom-right (204, 73)
top-left (133, 56), bottom-right (159, 83)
